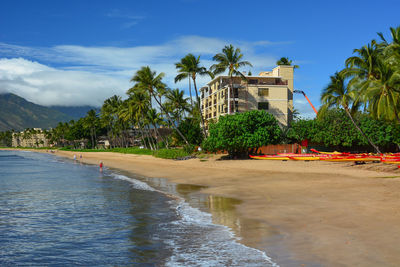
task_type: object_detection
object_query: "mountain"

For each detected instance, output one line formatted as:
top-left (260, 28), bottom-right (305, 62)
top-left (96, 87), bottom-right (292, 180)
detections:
top-left (0, 93), bottom-right (73, 131)
top-left (50, 105), bottom-right (99, 120)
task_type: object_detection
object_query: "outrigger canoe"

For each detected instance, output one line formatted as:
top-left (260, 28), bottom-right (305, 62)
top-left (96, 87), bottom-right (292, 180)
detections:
top-left (249, 155), bottom-right (290, 160)
top-left (381, 158), bottom-right (400, 164)
top-left (320, 156), bottom-right (380, 162)
top-left (288, 156), bottom-right (320, 161)
top-left (310, 148), bottom-right (349, 155)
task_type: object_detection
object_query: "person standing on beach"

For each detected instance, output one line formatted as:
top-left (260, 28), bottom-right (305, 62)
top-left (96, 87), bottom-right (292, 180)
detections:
top-left (99, 161), bottom-right (103, 172)
top-left (73, 154), bottom-right (77, 161)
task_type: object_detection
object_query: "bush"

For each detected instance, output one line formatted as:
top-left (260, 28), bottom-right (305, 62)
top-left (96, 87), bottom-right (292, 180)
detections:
top-left (183, 144), bottom-right (196, 154)
top-left (202, 110), bottom-right (282, 158)
top-left (153, 148), bottom-right (189, 159)
top-left (174, 118), bottom-right (204, 145)
top-left (59, 146), bottom-right (153, 155)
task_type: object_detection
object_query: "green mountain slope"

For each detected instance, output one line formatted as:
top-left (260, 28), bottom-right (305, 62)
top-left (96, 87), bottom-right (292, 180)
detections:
top-left (0, 93), bottom-right (73, 131)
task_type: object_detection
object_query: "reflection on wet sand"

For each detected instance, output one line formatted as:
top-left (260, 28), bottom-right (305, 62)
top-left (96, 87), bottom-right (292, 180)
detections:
top-left (140, 176), bottom-right (279, 258)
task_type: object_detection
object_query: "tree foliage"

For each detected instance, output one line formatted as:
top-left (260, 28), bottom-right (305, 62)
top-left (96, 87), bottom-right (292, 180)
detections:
top-left (203, 110), bottom-right (282, 157)
top-left (288, 109), bottom-right (400, 151)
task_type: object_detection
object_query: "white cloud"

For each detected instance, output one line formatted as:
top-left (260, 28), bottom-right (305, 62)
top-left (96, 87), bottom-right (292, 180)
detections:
top-left (0, 36), bottom-right (289, 107)
top-left (0, 58), bottom-right (128, 107)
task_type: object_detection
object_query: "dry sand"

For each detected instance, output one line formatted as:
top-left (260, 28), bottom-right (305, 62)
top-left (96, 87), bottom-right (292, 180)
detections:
top-left (8, 149), bottom-right (400, 266)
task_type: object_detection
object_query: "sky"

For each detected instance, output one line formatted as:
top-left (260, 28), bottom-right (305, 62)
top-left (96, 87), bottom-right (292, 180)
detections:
top-left (0, 0), bottom-right (399, 117)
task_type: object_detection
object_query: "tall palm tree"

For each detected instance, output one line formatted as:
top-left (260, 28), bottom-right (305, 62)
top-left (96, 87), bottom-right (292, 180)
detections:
top-left (321, 72), bottom-right (381, 153)
top-left (344, 40), bottom-right (381, 81)
top-left (175, 56), bottom-right (194, 106)
top-left (276, 57), bottom-right (299, 69)
top-left (131, 66), bottom-right (189, 145)
top-left (210, 44), bottom-right (252, 114)
top-left (365, 60), bottom-right (400, 123)
top-left (175, 54), bottom-right (210, 136)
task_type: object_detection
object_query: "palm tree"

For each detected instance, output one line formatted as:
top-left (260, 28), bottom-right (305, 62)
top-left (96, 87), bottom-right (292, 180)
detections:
top-left (320, 72), bottom-right (381, 153)
top-left (101, 95), bottom-right (122, 148)
top-left (210, 44), bottom-right (252, 114)
top-left (364, 60), bottom-right (400, 123)
top-left (276, 57), bottom-right (299, 69)
top-left (120, 91), bottom-right (153, 149)
top-left (378, 26), bottom-right (400, 61)
top-left (344, 40), bottom-right (381, 81)
top-left (83, 109), bottom-right (98, 149)
top-left (147, 108), bottom-right (169, 149)
top-left (175, 56), bottom-right (194, 106)
top-left (165, 88), bottom-right (190, 124)
top-left (175, 54), bottom-right (210, 136)
top-left (131, 66), bottom-right (189, 145)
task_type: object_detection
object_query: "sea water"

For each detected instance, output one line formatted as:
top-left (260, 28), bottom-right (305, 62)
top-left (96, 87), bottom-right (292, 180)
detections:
top-left (0, 150), bottom-right (277, 266)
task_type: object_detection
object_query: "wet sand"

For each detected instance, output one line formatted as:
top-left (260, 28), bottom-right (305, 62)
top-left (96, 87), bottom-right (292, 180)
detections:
top-left (6, 149), bottom-right (400, 266)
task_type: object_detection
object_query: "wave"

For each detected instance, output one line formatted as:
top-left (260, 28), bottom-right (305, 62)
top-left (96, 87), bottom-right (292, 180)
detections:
top-left (109, 172), bottom-right (278, 267)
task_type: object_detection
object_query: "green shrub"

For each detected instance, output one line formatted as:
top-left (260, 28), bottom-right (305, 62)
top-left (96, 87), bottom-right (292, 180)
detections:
top-left (183, 144), bottom-right (196, 154)
top-left (202, 110), bottom-right (282, 158)
top-left (174, 118), bottom-right (204, 145)
top-left (153, 148), bottom-right (189, 159)
top-left (59, 146), bottom-right (153, 155)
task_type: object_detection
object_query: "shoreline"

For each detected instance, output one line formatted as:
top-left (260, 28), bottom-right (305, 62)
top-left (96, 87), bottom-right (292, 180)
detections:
top-left (3, 148), bottom-right (400, 266)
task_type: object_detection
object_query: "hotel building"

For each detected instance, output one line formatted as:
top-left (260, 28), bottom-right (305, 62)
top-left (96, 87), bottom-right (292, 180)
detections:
top-left (200, 65), bottom-right (294, 127)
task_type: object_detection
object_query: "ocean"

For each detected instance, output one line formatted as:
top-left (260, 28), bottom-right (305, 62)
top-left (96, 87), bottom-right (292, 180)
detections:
top-left (0, 150), bottom-right (277, 266)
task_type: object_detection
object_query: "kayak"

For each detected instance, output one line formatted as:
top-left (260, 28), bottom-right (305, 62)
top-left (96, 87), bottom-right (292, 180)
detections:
top-left (249, 155), bottom-right (290, 160)
top-left (320, 157), bottom-right (379, 162)
top-left (288, 156), bottom-right (320, 161)
top-left (381, 158), bottom-right (400, 164)
top-left (310, 149), bottom-right (348, 155)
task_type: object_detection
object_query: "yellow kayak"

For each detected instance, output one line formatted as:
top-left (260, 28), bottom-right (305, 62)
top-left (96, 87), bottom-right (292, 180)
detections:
top-left (289, 156), bottom-right (320, 161)
top-left (250, 155), bottom-right (290, 160)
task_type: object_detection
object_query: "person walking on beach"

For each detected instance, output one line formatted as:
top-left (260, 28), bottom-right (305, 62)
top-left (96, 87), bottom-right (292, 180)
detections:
top-left (99, 161), bottom-right (103, 172)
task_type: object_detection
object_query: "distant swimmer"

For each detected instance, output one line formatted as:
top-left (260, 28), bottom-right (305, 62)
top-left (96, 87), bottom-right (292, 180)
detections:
top-left (99, 161), bottom-right (103, 172)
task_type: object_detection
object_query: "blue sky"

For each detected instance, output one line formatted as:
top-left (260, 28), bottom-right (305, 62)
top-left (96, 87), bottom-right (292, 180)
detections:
top-left (0, 0), bottom-right (399, 117)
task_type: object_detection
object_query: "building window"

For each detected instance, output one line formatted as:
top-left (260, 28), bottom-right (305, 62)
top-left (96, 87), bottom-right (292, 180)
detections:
top-left (249, 79), bottom-right (258, 84)
top-left (258, 88), bottom-right (269, 96)
top-left (258, 102), bottom-right (269, 110)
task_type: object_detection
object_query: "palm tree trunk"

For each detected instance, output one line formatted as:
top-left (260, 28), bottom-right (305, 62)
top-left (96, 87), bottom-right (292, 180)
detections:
top-left (144, 124), bottom-right (155, 150)
top-left (150, 92), bottom-right (190, 145)
top-left (152, 123), bottom-right (169, 149)
top-left (137, 122), bottom-right (147, 149)
top-left (192, 76), bottom-right (207, 137)
top-left (344, 108), bottom-right (381, 154)
top-left (188, 75), bottom-right (193, 107)
top-left (140, 114), bottom-right (153, 150)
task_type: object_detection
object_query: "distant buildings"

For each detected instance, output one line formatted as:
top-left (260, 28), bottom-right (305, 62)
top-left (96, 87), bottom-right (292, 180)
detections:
top-left (200, 65), bottom-right (294, 127)
top-left (12, 128), bottom-right (49, 148)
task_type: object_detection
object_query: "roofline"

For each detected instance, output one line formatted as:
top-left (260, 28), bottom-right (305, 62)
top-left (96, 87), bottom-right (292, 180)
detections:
top-left (205, 75), bottom-right (283, 86)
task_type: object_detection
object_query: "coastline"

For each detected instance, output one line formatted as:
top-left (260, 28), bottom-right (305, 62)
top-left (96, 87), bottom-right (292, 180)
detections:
top-left (4, 148), bottom-right (400, 266)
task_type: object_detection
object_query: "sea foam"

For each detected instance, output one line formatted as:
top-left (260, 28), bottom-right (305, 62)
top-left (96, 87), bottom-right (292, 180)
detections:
top-left (109, 172), bottom-right (278, 267)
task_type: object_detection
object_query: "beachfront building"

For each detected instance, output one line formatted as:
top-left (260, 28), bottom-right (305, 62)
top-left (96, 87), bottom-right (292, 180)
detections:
top-left (12, 128), bottom-right (49, 148)
top-left (200, 65), bottom-right (294, 127)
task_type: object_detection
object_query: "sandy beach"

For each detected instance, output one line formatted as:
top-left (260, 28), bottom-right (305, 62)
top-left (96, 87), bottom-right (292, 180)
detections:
top-left (8, 149), bottom-right (400, 266)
